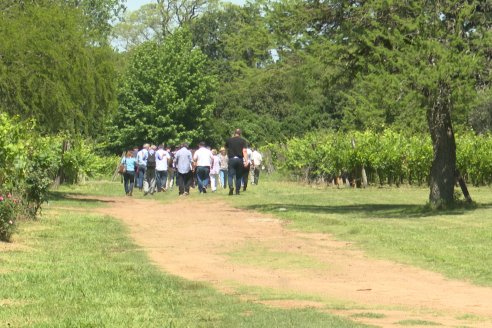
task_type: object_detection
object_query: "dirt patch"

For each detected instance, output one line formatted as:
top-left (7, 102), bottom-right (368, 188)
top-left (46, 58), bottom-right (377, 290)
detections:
top-left (90, 196), bottom-right (492, 328)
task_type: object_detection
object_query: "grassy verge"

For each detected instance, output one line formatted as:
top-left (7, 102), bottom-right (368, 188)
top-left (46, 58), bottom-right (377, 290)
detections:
top-left (221, 174), bottom-right (492, 286)
top-left (0, 196), bottom-right (362, 327)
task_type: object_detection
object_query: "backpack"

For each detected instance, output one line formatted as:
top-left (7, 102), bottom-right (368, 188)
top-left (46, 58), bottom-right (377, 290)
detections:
top-left (147, 152), bottom-right (156, 168)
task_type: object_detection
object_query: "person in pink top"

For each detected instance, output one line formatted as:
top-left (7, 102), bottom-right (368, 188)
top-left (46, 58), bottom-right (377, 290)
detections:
top-left (210, 149), bottom-right (220, 192)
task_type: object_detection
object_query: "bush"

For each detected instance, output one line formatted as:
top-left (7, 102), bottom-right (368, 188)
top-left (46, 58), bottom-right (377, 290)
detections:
top-left (0, 193), bottom-right (21, 242)
top-left (60, 139), bottom-right (120, 183)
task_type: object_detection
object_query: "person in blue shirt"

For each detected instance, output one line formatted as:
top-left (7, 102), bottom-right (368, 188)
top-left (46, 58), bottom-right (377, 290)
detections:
top-left (121, 150), bottom-right (137, 196)
top-left (174, 142), bottom-right (193, 195)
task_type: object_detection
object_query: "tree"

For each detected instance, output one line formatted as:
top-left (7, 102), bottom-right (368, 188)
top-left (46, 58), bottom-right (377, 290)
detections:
top-left (328, 0), bottom-right (490, 206)
top-left (113, 0), bottom-right (215, 51)
top-left (109, 29), bottom-right (218, 150)
top-left (64, 0), bottom-right (126, 42)
top-left (0, 2), bottom-right (118, 137)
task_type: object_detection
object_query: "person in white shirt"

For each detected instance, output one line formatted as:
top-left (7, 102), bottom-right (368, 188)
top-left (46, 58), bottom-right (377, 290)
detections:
top-left (193, 141), bottom-right (213, 193)
top-left (251, 148), bottom-right (263, 185)
top-left (155, 144), bottom-right (171, 192)
top-left (136, 144), bottom-right (149, 191)
top-left (209, 149), bottom-right (220, 192)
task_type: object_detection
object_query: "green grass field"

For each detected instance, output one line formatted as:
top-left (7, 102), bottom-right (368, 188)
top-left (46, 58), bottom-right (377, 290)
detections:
top-left (0, 191), bottom-right (362, 328)
top-left (2, 175), bottom-right (492, 327)
top-left (223, 174), bottom-right (492, 286)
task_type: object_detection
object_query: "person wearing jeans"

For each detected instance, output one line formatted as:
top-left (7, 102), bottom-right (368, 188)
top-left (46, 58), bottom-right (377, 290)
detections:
top-left (136, 143), bottom-right (149, 191)
top-left (143, 145), bottom-right (157, 195)
top-left (174, 143), bottom-right (193, 195)
top-left (121, 150), bottom-right (136, 196)
top-left (218, 147), bottom-right (228, 189)
top-left (193, 142), bottom-right (213, 193)
top-left (156, 144), bottom-right (170, 192)
top-left (225, 129), bottom-right (248, 195)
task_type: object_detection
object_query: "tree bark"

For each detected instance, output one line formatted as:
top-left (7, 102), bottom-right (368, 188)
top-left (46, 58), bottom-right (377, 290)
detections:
top-left (427, 83), bottom-right (456, 208)
top-left (52, 140), bottom-right (71, 188)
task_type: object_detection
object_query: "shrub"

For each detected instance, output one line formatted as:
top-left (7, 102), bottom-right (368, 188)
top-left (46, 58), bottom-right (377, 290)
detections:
top-left (0, 193), bottom-right (21, 242)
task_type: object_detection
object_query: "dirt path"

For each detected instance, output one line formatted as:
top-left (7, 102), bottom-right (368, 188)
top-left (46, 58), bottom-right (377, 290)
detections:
top-left (89, 196), bottom-right (492, 327)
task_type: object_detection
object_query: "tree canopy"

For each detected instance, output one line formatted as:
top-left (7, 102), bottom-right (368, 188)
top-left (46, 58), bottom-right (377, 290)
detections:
top-left (108, 29), bottom-right (217, 150)
top-left (0, 1), bottom-right (119, 137)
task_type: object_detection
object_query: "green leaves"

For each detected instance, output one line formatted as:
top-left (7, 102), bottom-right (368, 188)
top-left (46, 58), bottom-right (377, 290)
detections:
top-left (109, 30), bottom-right (218, 149)
top-left (0, 2), bottom-right (117, 137)
top-left (280, 128), bottom-right (492, 187)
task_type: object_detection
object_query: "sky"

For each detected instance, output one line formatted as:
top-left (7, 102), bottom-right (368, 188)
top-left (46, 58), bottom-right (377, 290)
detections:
top-left (126, 0), bottom-right (153, 11)
top-left (126, 0), bottom-right (243, 11)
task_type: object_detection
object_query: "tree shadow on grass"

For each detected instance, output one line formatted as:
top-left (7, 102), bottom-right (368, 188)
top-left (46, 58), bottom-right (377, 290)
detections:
top-left (243, 202), bottom-right (492, 220)
top-left (47, 191), bottom-right (116, 207)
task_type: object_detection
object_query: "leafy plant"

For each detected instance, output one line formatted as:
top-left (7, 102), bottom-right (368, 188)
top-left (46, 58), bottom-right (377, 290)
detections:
top-left (277, 129), bottom-right (492, 187)
top-left (0, 193), bottom-right (20, 242)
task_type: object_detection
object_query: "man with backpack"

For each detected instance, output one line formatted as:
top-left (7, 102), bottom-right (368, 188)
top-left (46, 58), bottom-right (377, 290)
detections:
top-left (143, 145), bottom-right (157, 195)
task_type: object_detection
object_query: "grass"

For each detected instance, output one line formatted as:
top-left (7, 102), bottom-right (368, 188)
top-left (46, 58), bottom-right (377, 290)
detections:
top-left (4, 174), bottom-right (490, 326)
top-left (221, 174), bottom-right (492, 286)
top-left (0, 196), bottom-right (363, 327)
top-left (350, 313), bottom-right (386, 319)
top-left (396, 319), bottom-right (442, 326)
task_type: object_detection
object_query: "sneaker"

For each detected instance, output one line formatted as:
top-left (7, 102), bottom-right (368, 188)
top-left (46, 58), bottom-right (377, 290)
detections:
top-left (184, 192), bottom-right (189, 196)
top-left (203, 188), bottom-right (207, 194)
top-left (228, 189), bottom-right (234, 196)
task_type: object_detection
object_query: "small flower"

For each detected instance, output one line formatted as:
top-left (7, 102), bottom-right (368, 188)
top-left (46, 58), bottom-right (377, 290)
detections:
top-left (7, 193), bottom-right (12, 199)
top-left (0, 196), bottom-right (3, 201)
top-left (8, 220), bottom-right (13, 225)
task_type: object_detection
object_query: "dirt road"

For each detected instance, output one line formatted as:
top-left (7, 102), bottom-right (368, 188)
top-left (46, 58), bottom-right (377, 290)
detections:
top-left (92, 196), bottom-right (492, 327)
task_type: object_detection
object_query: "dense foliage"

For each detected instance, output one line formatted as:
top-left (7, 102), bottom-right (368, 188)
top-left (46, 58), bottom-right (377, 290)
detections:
top-left (109, 29), bottom-right (217, 150)
top-left (278, 130), bottom-right (492, 187)
top-left (0, 1), bottom-right (118, 137)
top-left (0, 114), bottom-right (117, 241)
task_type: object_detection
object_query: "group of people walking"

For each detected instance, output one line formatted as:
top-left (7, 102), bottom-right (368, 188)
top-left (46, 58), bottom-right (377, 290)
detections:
top-left (119, 129), bottom-right (263, 197)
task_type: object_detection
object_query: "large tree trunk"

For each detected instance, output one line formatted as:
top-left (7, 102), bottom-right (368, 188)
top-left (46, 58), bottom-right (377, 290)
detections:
top-left (427, 83), bottom-right (456, 208)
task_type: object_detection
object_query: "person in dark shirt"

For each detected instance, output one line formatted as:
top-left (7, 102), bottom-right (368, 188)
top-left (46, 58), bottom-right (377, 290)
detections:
top-left (225, 129), bottom-right (248, 195)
